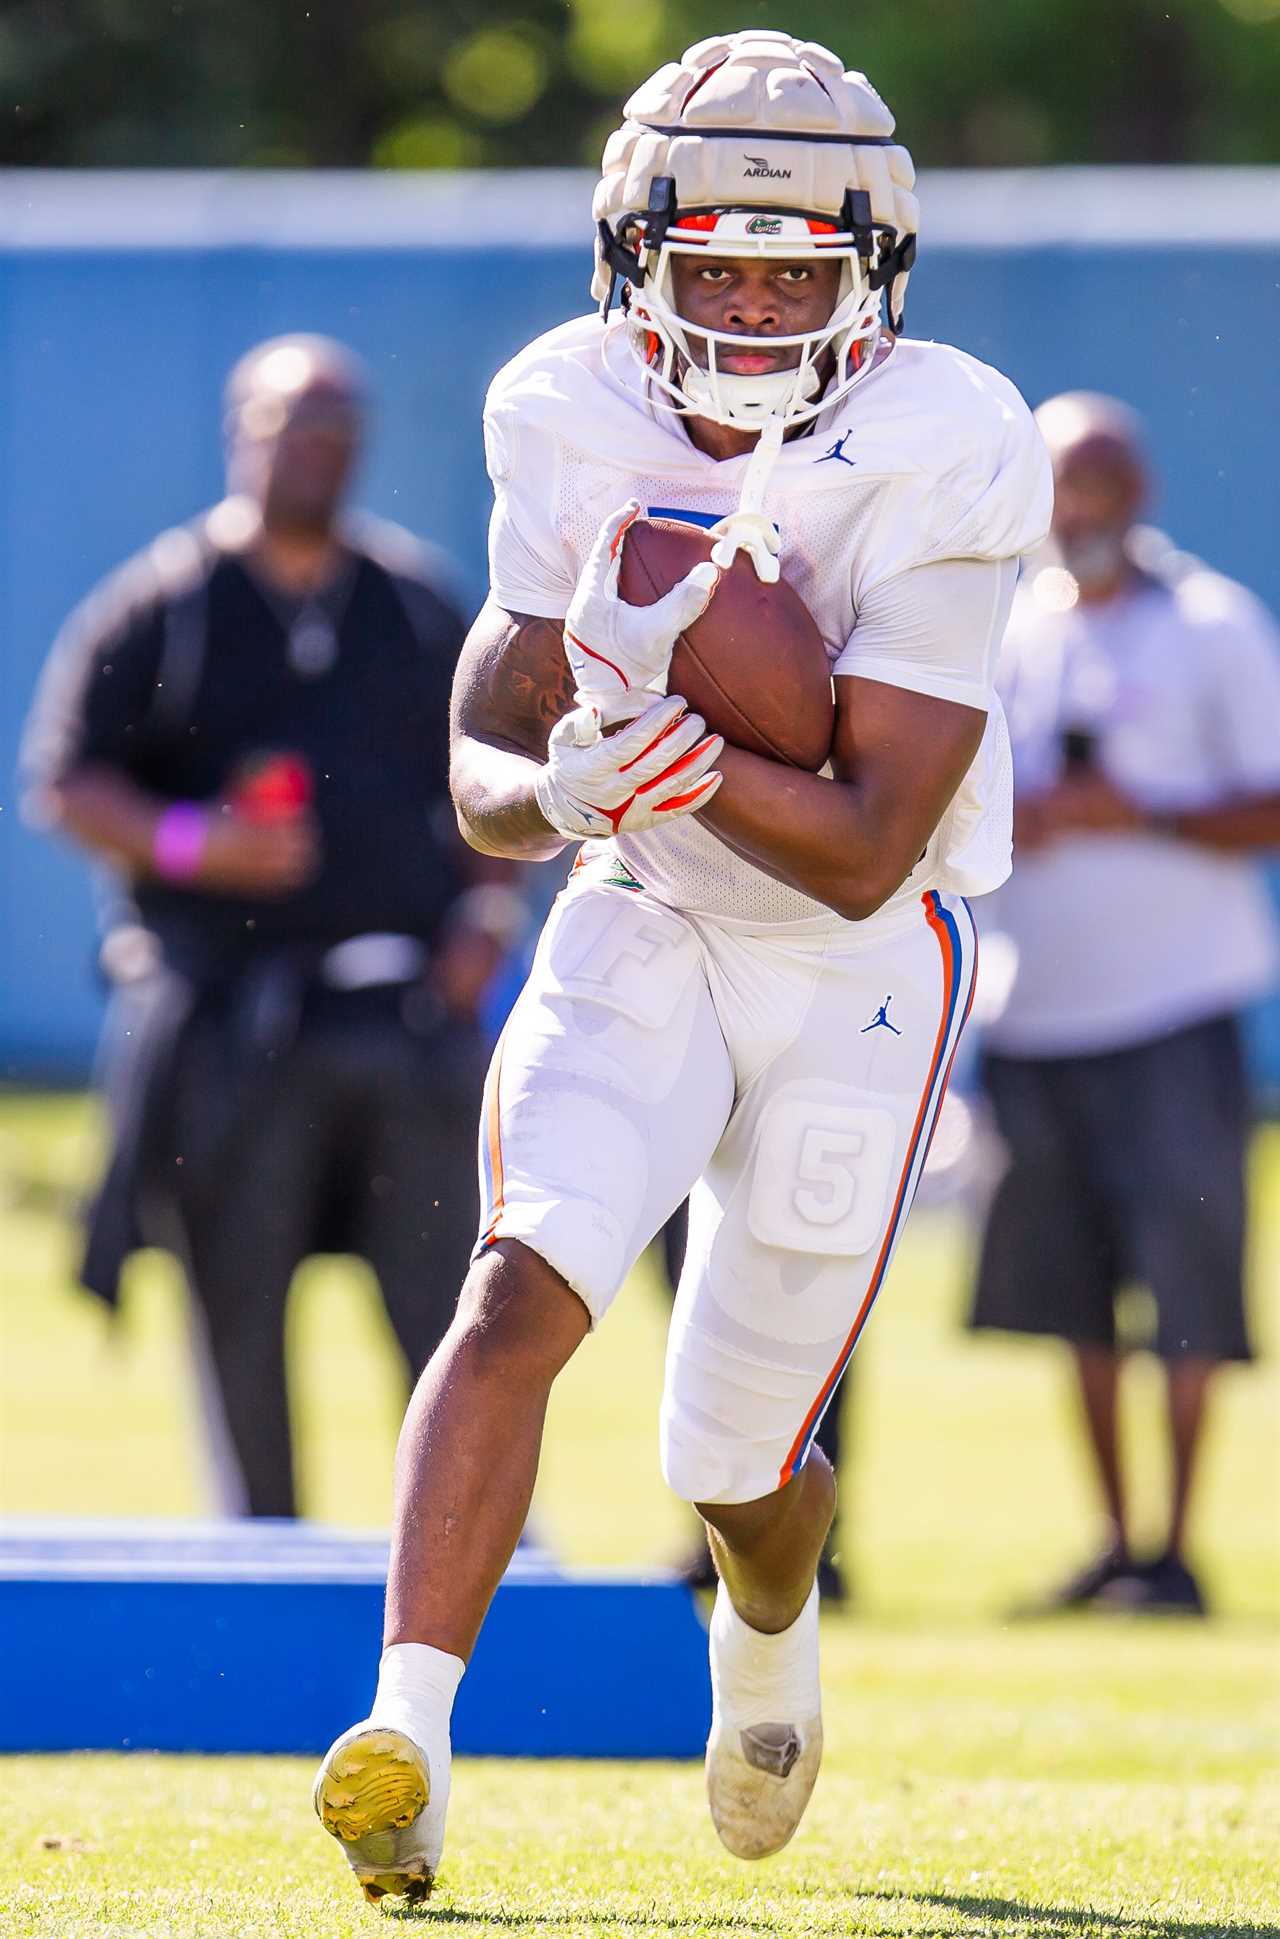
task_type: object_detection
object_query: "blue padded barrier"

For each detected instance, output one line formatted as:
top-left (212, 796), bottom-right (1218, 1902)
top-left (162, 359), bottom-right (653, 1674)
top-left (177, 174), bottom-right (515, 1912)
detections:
top-left (2, 167), bottom-right (1278, 1082)
top-left (0, 1520), bottom-right (712, 1758)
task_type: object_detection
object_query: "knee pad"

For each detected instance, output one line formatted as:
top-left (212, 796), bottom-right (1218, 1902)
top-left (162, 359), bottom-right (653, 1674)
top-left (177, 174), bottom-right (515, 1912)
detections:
top-left (659, 1372), bottom-right (794, 1507)
top-left (660, 1410), bottom-right (744, 1507)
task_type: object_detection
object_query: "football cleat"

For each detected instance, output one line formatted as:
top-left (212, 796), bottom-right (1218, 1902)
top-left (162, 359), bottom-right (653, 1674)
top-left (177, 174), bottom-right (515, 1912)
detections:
top-left (705, 1579), bottom-right (823, 1859)
top-left (313, 1724), bottom-right (435, 1904)
top-left (706, 1708), bottom-right (824, 1860)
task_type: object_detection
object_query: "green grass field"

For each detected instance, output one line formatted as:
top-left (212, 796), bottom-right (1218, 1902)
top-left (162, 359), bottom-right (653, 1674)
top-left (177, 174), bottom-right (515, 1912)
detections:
top-left (2, 1093), bottom-right (1278, 1937)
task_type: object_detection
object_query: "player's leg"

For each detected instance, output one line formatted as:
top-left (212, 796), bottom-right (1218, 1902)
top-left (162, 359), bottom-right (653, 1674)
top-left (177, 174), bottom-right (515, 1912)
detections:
top-left (1071, 1342), bottom-right (1127, 1551)
top-left (167, 1023), bottom-right (329, 1516)
top-left (357, 1011), bottom-right (490, 1388)
top-left (313, 1238), bottom-right (589, 1905)
top-left (1166, 1354), bottom-right (1216, 1562)
top-left (699, 1453), bottom-right (835, 1635)
top-left (384, 1240), bottom-right (586, 1659)
top-left (1113, 1014), bottom-right (1250, 1610)
top-left (663, 892), bottom-right (978, 1858)
top-left (662, 1199), bottom-right (849, 1599)
top-left (971, 1051), bottom-right (1129, 1610)
top-left (384, 880), bottom-right (731, 1648)
top-left (315, 878), bottom-right (733, 1903)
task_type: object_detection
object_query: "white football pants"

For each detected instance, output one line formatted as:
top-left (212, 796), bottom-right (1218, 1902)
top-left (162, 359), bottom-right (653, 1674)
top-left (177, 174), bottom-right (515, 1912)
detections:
top-left (475, 855), bottom-right (977, 1505)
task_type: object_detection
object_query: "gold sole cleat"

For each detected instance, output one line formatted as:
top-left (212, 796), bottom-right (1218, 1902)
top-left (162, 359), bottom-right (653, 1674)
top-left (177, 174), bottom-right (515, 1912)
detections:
top-left (358, 1871), bottom-right (432, 1907)
top-left (313, 1726), bottom-right (434, 1903)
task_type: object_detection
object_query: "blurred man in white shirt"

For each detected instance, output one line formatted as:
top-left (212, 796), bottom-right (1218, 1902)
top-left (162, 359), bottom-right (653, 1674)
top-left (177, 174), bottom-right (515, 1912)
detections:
top-left (972, 392), bottom-right (1280, 1614)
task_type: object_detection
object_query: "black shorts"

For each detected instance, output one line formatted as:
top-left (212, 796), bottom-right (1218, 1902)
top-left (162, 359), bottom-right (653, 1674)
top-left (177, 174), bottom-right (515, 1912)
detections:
top-left (970, 1013), bottom-right (1252, 1361)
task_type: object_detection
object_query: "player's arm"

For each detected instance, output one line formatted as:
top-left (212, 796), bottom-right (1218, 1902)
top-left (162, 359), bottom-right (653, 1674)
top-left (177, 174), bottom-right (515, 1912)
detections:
top-left (699, 556), bottom-right (1012, 921)
top-left (449, 602), bottom-right (578, 861)
top-left (1032, 593), bottom-right (1280, 854)
top-left (41, 763), bottom-right (317, 895)
top-left (23, 580), bottom-right (316, 896)
top-left (1151, 792), bottom-right (1280, 850)
top-left (1037, 772), bottom-right (1280, 851)
top-left (701, 682), bottom-right (986, 921)
top-left (450, 520), bottom-right (723, 861)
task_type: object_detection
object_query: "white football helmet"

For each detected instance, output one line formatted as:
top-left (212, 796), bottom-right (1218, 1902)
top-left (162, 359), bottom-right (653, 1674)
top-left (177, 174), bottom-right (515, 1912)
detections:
top-left (593, 30), bottom-right (919, 433)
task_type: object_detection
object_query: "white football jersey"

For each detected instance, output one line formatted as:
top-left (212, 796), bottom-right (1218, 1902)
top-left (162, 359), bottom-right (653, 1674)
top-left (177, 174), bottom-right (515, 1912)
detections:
top-left (484, 314), bottom-right (1051, 926)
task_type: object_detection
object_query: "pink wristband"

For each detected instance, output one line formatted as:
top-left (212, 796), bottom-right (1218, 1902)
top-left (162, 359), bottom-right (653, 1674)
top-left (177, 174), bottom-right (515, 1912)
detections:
top-left (153, 803), bottom-right (209, 882)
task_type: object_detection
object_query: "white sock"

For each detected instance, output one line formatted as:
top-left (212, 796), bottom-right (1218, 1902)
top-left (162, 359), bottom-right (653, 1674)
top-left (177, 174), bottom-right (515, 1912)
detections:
top-left (365, 1642), bottom-right (465, 1868)
top-left (710, 1582), bottom-right (821, 1728)
top-left (368, 1641), bottom-right (465, 1753)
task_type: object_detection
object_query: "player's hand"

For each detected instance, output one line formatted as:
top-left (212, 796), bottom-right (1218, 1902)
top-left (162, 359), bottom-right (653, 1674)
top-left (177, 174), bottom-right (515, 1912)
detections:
top-left (563, 503), bottom-right (719, 725)
top-left (1012, 795), bottom-right (1057, 854)
top-left (1048, 771), bottom-right (1145, 835)
top-left (1020, 775), bottom-right (1144, 851)
top-left (195, 806), bottom-right (320, 896)
top-left (534, 695), bottom-right (723, 839)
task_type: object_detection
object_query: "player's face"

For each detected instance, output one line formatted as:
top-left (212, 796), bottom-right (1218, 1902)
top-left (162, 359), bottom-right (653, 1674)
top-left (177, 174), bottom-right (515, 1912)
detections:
top-left (668, 254), bottom-right (842, 376)
top-left (233, 375), bottom-right (362, 535)
top-left (1051, 447), bottom-right (1144, 586)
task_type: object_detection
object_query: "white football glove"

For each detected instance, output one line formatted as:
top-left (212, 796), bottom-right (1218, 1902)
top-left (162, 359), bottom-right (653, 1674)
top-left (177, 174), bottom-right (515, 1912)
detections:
top-left (563, 503), bottom-right (719, 725)
top-left (534, 695), bottom-right (723, 840)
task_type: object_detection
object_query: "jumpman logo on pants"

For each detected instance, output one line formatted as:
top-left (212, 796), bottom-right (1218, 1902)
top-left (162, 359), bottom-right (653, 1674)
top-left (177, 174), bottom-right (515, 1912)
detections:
top-left (861, 995), bottom-right (901, 1036)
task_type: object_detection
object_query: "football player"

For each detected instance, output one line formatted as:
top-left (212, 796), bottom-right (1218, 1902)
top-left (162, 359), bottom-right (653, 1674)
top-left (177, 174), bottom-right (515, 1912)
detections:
top-left (315, 30), bottom-right (1051, 1901)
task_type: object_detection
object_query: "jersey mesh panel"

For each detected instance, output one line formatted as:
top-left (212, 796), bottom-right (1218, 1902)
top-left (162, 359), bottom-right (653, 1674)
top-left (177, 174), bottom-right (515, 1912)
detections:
top-left (972, 708), bottom-right (1015, 872)
top-left (556, 450), bottom-right (749, 554)
top-left (556, 449), bottom-right (882, 587)
top-left (782, 485), bottom-right (880, 624)
top-left (926, 487), bottom-right (1011, 574)
top-left (615, 815), bottom-right (838, 923)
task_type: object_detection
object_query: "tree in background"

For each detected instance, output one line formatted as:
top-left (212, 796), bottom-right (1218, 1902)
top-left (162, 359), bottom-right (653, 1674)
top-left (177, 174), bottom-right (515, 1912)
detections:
top-left (5, 0), bottom-right (1279, 169)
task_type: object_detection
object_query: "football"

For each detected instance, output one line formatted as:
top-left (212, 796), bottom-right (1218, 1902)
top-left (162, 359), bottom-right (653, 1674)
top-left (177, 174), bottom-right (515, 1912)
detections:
top-left (617, 518), bottom-right (835, 771)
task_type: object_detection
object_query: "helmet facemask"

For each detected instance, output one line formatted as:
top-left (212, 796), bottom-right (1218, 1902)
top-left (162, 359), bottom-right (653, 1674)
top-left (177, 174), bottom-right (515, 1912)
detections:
top-left (606, 189), bottom-right (897, 432)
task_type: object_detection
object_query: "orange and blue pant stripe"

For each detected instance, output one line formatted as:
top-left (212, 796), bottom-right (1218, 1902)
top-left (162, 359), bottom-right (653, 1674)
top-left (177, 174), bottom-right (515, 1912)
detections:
top-left (477, 1029), bottom-right (507, 1251)
top-left (778, 890), bottom-right (979, 1488)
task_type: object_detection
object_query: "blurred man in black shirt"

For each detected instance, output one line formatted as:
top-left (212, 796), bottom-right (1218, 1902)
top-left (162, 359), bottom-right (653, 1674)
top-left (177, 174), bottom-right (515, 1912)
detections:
top-left (23, 334), bottom-right (520, 1516)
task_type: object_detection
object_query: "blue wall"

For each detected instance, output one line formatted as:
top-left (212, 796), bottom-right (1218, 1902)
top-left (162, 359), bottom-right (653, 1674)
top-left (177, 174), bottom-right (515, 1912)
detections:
top-left (3, 204), bottom-right (1279, 1077)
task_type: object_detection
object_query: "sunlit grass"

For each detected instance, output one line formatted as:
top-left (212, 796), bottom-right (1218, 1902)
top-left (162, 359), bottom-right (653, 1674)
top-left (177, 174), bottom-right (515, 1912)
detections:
top-left (1, 1096), bottom-right (1277, 1936)
top-left (2, 1096), bottom-right (1275, 1618)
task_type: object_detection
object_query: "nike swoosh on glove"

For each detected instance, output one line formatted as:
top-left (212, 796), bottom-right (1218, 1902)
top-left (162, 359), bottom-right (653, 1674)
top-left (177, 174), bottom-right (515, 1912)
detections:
top-left (564, 502), bottom-right (719, 725)
top-left (534, 696), bottom-right (724, 840)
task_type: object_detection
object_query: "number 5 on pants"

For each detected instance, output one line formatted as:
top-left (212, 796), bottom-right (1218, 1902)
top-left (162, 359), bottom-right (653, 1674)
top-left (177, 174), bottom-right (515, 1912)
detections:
top-left (749, 1090), bottom-right (898, 1257)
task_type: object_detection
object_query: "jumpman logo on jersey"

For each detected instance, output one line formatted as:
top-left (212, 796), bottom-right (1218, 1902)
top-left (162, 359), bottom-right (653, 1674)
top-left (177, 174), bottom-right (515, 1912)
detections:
top-left (861, 995), bottom-right (901, 1036)
top-left (818, 431), bottom-right (856, 466)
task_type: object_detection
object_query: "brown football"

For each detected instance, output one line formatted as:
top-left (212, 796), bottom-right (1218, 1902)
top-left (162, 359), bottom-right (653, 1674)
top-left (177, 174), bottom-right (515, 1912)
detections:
top-left (617, 518), bottom-right (834, 771)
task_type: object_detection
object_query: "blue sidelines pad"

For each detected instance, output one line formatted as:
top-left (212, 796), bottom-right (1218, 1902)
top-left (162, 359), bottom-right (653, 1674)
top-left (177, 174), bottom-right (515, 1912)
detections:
top-left (0, 1520), bottom-right (711, 1759)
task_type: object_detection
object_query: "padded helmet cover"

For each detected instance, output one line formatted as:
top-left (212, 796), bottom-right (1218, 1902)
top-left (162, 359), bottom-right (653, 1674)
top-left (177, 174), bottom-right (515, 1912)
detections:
top-left (592, 30), bottom-right (918, 327)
